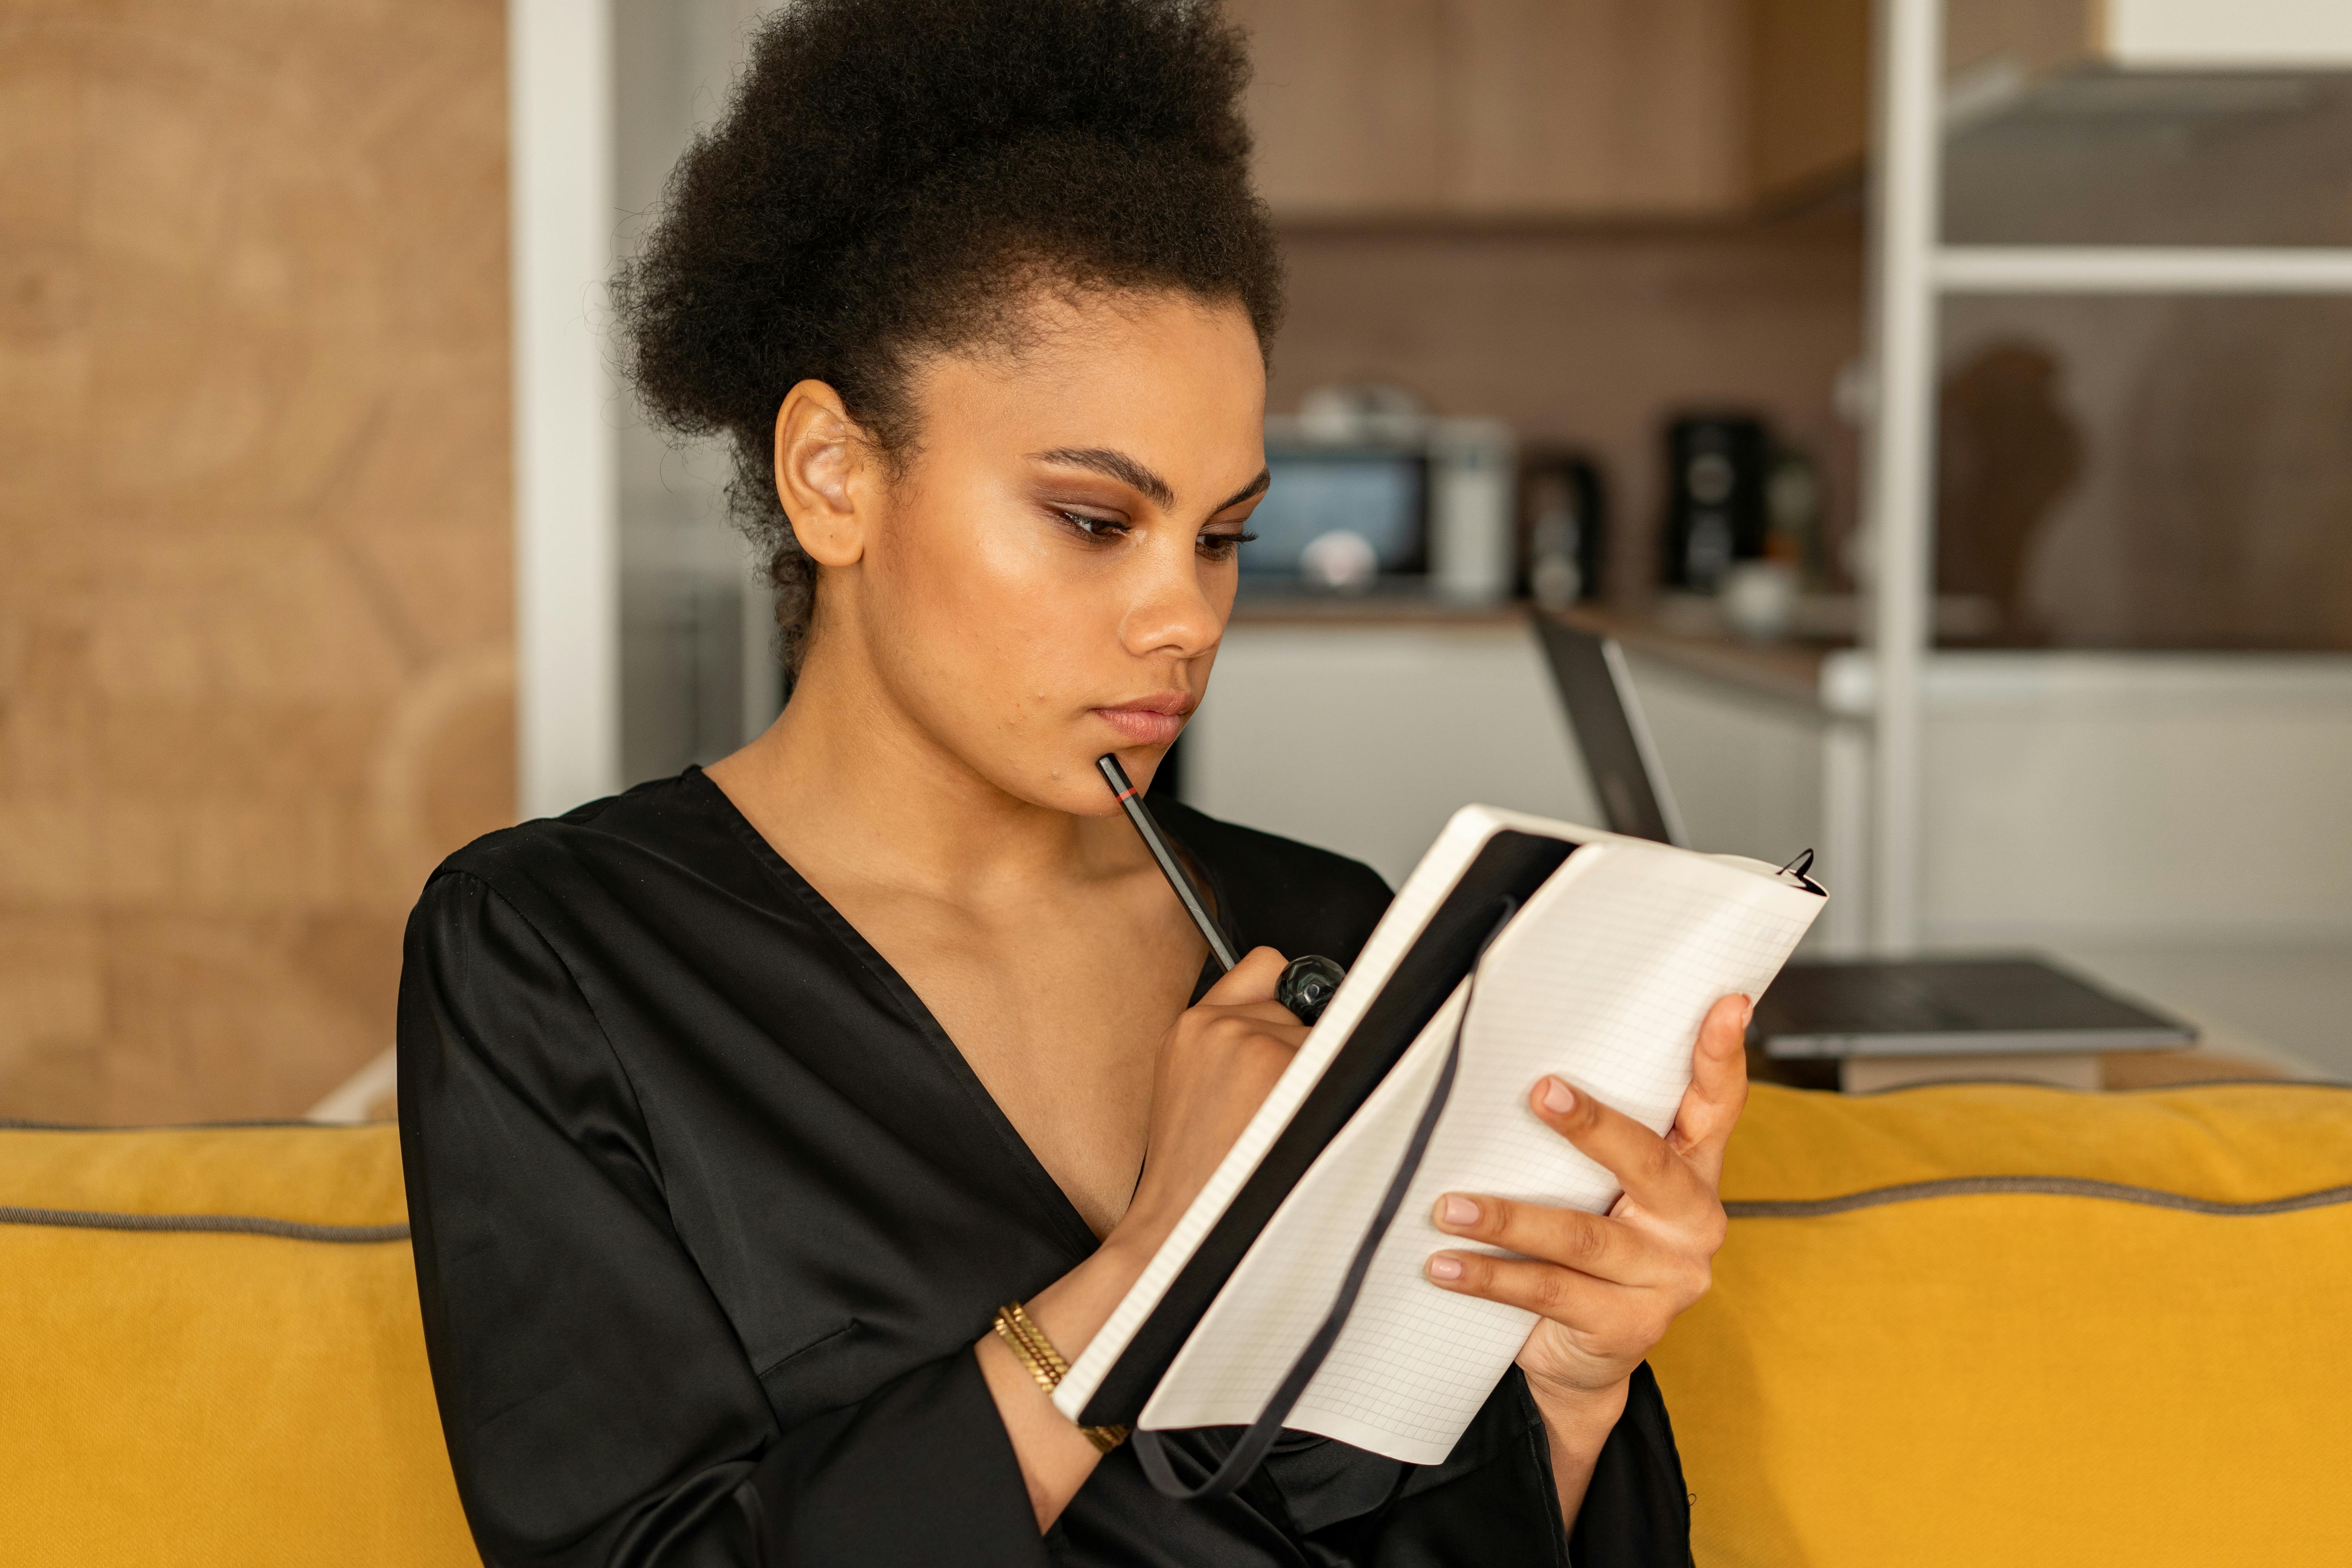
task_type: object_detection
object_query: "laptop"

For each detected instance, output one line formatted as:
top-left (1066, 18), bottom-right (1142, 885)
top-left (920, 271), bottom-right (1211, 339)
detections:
top-left (1531, 612), bottom-right (2196, 1069)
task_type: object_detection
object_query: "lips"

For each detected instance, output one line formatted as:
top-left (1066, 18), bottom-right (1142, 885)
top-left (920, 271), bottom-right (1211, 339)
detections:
top-left (1093, 691), bottom-right (1195, 747)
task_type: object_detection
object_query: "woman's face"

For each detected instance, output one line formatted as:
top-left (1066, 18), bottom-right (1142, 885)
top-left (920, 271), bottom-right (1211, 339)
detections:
top-left (802, 289), bottom-right (1269, 818)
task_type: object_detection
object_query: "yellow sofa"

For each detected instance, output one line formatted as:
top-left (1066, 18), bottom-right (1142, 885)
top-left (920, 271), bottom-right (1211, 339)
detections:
top-left (1, 1119), bottom-right (477, 1566)
top-left (1652, 1080), bottom-right (2352, 1566)
top-left (6, 1080), bottom-right (2348, 1565)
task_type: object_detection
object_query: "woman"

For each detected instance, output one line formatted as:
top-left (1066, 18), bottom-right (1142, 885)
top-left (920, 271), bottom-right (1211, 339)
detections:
top-left (397, 3), bottom-right (1745, 1563)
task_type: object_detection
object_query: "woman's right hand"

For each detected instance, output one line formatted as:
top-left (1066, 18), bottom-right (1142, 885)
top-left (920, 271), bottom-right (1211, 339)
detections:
top-left (1111, 946), bottom-right (1310, 1259)
top-left (977, 945), bottom-right (1309, 1528)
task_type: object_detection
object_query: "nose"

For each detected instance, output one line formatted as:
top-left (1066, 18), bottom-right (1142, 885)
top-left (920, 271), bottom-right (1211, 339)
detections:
top-left (1117, 524), bottom-right (1226, 662)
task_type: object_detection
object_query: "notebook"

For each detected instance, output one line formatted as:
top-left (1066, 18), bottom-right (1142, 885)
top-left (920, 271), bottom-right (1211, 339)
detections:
top-left (1055, 804), bottom-right (1825, 1470)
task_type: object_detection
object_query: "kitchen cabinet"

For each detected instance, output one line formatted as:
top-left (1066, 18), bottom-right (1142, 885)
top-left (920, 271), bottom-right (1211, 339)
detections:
top-left (1233, 0), bottom-right (1450, 214)
top-left (1190, 610), bottom-right (2352, 968)
top-left (1446, 0), bottom-right (1750, 214)
top-left (1944, 0), bottom-right (2100, 82)
top-left (1741, 0), bottom-right (2105, 206)
top-left (1235, 0), bottom-right (1753, 218)
top-left (1235, 1), bottom-right (2352, 221)
top-left (1752, 0), bottom-right (2352, 207)
top-left (1185, 614), bottom-right (1604, 882)
top-left (1749, 0), bottom-right (1871, 197)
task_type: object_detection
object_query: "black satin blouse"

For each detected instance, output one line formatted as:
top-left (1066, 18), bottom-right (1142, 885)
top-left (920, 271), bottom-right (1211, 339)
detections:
top-left (397, 769), bottom-right (1695, 1567)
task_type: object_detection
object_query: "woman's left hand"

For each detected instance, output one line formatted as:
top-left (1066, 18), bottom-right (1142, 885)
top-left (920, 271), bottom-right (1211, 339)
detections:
top-left (1422, 993), bottom-right (1752, 1472)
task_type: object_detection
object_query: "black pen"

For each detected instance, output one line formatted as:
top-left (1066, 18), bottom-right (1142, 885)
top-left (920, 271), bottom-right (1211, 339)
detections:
top-left (1096, 753), bottom-right (1240, 971)
top-left (1095, 753), bottom-right (1347, 1022)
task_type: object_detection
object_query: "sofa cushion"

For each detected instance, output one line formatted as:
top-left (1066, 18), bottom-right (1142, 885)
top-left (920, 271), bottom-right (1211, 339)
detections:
top-left (0, 1120), bottom-right (477, 1566)
top-left (1651, 1081), bottom-right (2352, 1567)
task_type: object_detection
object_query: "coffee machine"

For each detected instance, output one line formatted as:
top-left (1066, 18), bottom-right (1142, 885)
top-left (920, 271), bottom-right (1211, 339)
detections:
top-left (1659, 414), bottom-right (1770, 593)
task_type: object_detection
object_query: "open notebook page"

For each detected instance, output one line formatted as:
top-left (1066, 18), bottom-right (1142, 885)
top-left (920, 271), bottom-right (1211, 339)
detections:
top-left (1055, 805), bottom-right (1527, 1423)
top-left (1136, 840), bottom-right (1822, 1465)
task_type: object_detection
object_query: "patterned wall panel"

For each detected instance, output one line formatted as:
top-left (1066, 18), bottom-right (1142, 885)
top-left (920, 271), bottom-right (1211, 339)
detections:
top-left (0, 0), bottom-right (512, 1122)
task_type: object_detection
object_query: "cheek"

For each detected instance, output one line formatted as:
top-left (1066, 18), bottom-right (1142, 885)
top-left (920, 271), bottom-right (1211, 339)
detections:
top-left (869, 499), bottom-right (1107, 737)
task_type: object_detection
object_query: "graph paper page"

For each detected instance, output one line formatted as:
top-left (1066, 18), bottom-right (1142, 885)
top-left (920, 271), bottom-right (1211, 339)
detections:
top-left (1138, 839), bottom-right (1821, 1464)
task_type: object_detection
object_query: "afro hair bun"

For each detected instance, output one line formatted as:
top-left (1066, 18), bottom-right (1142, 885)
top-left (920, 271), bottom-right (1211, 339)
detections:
top-left (614, 0), bottom-right (1282, 668)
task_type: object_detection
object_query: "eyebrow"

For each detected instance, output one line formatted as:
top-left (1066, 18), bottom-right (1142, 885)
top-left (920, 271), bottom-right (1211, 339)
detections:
top-left (1029, 447), bottom-right (1177, 509)
top-left (1029, 447), bottom-right (1271, 515)
top-left (1214, 468), bottom-right (1272, 513)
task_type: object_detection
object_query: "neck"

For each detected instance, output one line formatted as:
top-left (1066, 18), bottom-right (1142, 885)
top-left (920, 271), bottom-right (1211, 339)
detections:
top-left (710, 631), bottom-right (1134, 904)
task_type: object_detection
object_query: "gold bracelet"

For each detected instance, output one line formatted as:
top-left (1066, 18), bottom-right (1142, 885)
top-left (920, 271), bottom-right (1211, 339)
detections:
top-left (991, 1301), bottom-right (1129, 1454)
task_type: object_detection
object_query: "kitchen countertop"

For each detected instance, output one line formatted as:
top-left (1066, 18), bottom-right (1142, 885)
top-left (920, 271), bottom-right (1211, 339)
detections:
top-left (1230, 591), bottom-right (1864, 711)
top-left (1227, 591), bottom-right (1530, 628)
top-left (1229, 593), bottom-right (2352, 717)
top-left (1548, 604), bottom-right (1850, 709)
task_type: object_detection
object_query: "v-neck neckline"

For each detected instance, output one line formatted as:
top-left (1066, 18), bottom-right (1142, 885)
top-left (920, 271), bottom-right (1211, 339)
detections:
top-left (687, 765), bottom-right (1186, 1263)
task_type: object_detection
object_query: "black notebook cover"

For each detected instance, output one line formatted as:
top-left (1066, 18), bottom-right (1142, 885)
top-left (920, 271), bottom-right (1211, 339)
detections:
top-left (1078, 828), bottom-right (1581, 1428)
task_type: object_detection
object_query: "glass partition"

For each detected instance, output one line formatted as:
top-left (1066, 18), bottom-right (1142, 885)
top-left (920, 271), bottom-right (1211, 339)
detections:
top-left (1944, 68), bottom-right (2352, 248)
top-left (613, 0), bottom-right (784, 783)
top-left (1933, 292), bottom-right (2352, 650)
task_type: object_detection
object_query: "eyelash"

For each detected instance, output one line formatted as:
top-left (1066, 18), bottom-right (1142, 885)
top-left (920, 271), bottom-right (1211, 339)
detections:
top-left (1057, 512), bottom-right (1258, 559)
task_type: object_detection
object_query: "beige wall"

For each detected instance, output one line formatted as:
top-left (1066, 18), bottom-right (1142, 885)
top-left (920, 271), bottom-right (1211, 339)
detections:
top-left (0, 1), bottom-right (513, 1123)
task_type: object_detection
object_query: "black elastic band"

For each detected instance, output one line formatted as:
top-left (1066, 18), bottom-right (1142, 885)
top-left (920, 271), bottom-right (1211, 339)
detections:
top-left (1132, 898), bottom-right (1517, 1501)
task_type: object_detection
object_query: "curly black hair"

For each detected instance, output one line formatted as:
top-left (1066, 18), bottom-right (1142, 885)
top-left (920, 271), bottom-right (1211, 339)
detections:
top-left (615, 0), bottom-right (1283, 669)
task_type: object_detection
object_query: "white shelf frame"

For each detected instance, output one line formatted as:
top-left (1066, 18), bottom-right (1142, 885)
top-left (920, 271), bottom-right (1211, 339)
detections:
top-left (1860, 0), bottom-right (2352, 953)
top-left (1861, 0), bottom-right (1945, 953)
top-left (1938, 246), bottom-right (2352, 294)
top-left (512, 0), bottom-right (622, 821)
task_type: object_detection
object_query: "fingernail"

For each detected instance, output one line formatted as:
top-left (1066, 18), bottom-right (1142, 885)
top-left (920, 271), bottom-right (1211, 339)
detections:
top-left (1741, 998), bottom-right (1756, 1030)
top-left (1439, 1194), bottom-right (1479, 1228)
top-left (1541, 1077), bottom-right (1577, 1114)
top-left (1426, 1254), bottom-right (1464, 1281)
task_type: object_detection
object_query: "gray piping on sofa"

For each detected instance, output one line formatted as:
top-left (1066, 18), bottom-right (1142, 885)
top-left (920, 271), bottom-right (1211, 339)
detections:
top-left (1728, 1176), bottom-right (2352, 1220)
top-left (0, 1205), bottom-right (409, 1243)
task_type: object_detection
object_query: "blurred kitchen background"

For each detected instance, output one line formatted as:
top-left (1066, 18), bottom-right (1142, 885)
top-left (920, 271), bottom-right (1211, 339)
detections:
top-left (5, 0), bottom-right (2350, 1123)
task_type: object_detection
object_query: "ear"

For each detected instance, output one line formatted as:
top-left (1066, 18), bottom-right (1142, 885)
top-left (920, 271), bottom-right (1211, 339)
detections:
top-left (773, 379), bottom-right (877, 568)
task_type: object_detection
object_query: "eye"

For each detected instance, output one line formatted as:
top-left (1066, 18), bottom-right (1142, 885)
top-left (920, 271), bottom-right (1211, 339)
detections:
top-left (1198, 528), bottom-right (1258, 561)
top-left (1056, 510), bottom-right (1129, 543)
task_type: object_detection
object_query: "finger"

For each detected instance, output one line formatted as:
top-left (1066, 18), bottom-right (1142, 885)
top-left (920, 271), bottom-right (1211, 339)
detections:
top-left (1530, 1076), bottom-right (1710, 1221)
top-left (1430, 1193), bottom-right (1668, 1288)
top-left (1212, 997), bottom-right (1318, 1031)
top-left (1669, 995), bottom-right (1753, 1188)
top-left (1199, 946), bottom-right (1288, 1007)
top-left (1424, 1252), bottom-right (1667, 1350)
top-left (1202, 1007), bottom-right (1311, 1052)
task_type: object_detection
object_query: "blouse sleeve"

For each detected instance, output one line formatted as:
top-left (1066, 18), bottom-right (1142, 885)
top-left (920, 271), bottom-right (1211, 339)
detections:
top-left (1279, 1364), bottom-right (1691, 1566)
top-left (1564, 1363), bottom-right (1697, 1567)
top-left (397, 871), bottom-right (1047, 1568)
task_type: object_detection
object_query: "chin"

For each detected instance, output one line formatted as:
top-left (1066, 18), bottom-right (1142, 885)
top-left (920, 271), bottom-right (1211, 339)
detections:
top-left (1032, 737), bottom-right (1166, 817)
top-left (937, 702), bottom-right (1176, 817)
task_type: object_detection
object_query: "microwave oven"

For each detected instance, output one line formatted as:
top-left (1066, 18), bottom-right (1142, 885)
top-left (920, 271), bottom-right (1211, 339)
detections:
top-left (1241, 416), bottom-right (1516, 602)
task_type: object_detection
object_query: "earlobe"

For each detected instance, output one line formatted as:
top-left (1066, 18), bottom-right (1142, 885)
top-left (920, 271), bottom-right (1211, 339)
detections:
top-left (773, 378), bottom-right (869, 568)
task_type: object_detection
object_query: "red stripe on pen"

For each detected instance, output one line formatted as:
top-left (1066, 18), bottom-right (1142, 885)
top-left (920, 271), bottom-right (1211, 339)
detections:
top-left (1115, 786), bottom-right (1139, 802)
